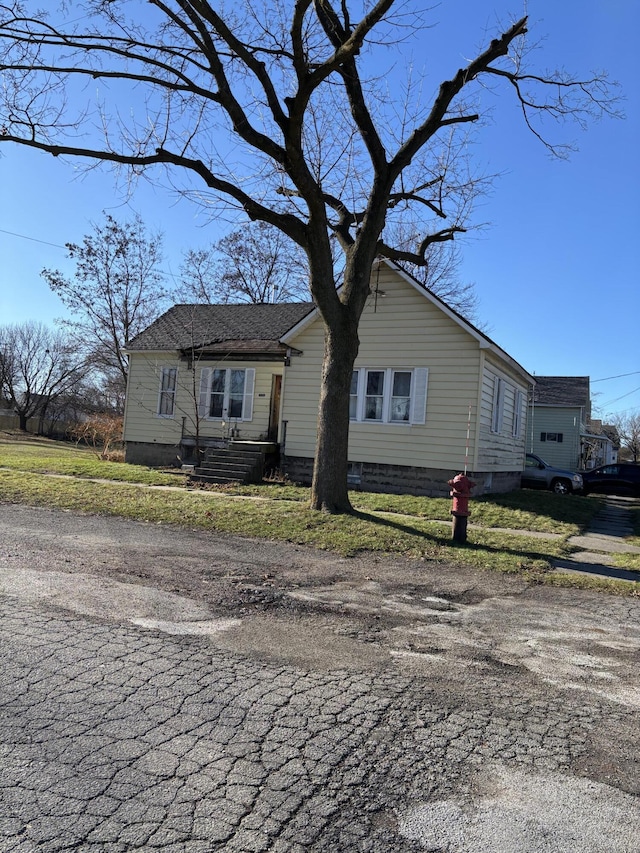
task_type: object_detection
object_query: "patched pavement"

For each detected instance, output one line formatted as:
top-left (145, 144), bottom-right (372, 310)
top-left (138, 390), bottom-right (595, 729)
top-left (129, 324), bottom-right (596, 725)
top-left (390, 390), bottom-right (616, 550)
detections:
top-left (1, 505), bottom-right (639, 852)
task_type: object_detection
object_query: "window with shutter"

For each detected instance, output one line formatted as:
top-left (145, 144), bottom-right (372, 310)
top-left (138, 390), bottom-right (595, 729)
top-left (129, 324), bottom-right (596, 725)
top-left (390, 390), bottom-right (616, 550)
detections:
top-left (199, 367), bottom-right (255, 421)
top-left (348, 367), bottom-right (428, 424)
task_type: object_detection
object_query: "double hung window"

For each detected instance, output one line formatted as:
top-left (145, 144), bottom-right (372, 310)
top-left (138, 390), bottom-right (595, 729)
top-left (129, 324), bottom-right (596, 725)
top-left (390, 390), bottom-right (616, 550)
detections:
top-left (199, 367), bottom-right (255, 421)
top-left (491, 376), bottom-right (505, 434)
top-left (350, 367), bottom-right (427, 425)
top-left (157, 367), bottom-right (177, 417)
top-left (512, 389), bottom-right (524, 437)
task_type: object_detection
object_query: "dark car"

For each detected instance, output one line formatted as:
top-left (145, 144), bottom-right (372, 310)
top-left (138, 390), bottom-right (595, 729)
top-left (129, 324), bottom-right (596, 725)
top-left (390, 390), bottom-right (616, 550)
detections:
top-left (582, 463), bottom-right (640, 497)
top-left (521, 453), bottom-right (583, 495)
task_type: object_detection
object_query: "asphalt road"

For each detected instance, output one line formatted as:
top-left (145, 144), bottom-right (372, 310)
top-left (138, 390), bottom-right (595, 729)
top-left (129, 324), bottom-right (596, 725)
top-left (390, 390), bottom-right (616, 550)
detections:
top-left (0, 505), bottom-right (638, 852)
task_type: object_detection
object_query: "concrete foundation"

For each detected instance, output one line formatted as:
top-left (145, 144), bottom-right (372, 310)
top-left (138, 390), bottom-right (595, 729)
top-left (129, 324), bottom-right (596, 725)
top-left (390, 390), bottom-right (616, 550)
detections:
top-left (283, 455), bottom-right (521, 497)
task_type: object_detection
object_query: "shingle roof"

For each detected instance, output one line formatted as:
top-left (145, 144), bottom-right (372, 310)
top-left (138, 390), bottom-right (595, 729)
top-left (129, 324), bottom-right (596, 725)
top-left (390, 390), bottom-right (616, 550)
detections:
top-left (126, 302), bottom-right (315, 352)
top-left (532, 376), bottom-right (590, 408)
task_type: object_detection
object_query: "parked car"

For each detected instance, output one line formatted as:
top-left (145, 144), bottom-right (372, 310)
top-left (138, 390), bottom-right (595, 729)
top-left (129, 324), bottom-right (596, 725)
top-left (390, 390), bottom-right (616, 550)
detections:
top-left (582, 463), bottom-right (640, 497)
top-left (522, 453), bottom-right (583, 495)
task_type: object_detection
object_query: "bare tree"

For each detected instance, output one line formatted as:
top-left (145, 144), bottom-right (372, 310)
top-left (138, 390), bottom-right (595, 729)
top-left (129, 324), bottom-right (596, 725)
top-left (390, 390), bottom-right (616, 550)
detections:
top-left (41, 214), bottom-right (168, 401)
top-left (611, 412), bottom-right (640, 463)
top-left (0, 1), bottom-right (618, 510)
top-left (384, 221), bottom-right (481, 321)
top-left (0, 321), bottom-right (85, 431)
top-left (178, 221), bottom-right (310, 304)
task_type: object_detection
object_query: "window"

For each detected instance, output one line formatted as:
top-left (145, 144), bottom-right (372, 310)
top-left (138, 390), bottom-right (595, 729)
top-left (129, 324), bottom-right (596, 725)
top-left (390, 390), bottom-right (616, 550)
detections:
top-left (349, 367), bottom-right (428, 425)
top-left (512, 389), bottom-right (524, 437)
top-left (365, 370), bottom-right (385, 420)
top-left (391, 371), bottom-right (412, 422)
top-left (157, 367), bottom-right (177, 417)
top-left (491, 376), bottom-right (505, 434)
top-left (347, 462), bottom-right (362, 485)
top-left (198, 367), bottom-right (255, 421)
top-left (541, 432), bottom-right (563, 443)
top-left (349, 371), bottom-right (359, 420)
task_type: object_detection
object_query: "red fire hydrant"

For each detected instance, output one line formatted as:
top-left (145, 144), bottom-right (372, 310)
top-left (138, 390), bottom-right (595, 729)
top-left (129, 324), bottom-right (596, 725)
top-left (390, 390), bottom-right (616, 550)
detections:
top-left (448, 473), bottom-right (476, 544)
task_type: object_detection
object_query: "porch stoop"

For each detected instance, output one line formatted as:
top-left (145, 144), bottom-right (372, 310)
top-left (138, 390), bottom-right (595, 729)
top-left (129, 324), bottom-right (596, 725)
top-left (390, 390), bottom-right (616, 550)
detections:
top-left (189, 441), bottom-right (276, 485)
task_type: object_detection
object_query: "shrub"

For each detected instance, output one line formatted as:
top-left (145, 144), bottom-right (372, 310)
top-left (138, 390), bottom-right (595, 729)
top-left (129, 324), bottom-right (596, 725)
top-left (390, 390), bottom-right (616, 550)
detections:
top-left (71, 414), bottom-right (124, 460)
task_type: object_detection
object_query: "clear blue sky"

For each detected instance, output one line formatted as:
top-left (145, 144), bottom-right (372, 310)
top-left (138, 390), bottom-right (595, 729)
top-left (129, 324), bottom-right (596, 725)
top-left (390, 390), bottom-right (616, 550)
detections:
top-left (1, 0), bottom-right (638, 422)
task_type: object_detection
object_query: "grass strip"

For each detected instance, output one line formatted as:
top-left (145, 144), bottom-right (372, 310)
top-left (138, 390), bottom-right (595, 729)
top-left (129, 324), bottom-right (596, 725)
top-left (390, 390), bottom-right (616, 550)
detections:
top-left (0, 439), bottom-right (184, 486)
top-left (1, 469), bottom-right (630, 594)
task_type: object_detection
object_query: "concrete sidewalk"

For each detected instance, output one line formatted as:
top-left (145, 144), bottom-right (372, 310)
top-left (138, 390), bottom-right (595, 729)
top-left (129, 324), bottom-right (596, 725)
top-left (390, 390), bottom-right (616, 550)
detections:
top-left (553, 496), bottom-right (640, 582)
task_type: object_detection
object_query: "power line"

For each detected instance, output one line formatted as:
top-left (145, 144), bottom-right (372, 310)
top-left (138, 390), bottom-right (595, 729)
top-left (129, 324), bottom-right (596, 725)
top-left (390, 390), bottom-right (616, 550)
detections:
top-left (592, 370), bottom-right (640, 383)
top-left (0, 228), bottom-right (66, 250)
top-left (599, 385), bottom-right (640, 409)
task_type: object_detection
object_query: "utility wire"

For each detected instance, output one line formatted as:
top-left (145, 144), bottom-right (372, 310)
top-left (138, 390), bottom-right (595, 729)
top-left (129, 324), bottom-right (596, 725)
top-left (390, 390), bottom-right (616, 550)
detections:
top-left (592, 370), bottom-right (640, 383)
top-left (0, 228), bottom-right (66, 250)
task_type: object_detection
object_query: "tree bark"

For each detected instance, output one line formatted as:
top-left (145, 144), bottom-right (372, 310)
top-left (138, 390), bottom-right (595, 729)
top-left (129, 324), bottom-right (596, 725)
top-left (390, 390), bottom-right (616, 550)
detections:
top-left (310, 314), bottom-right (360, 512)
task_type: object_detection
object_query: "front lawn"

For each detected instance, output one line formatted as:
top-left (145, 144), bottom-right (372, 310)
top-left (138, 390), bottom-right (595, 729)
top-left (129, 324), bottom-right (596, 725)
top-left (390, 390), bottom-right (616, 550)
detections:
top-left (2, 434), bottom-right (633, 593)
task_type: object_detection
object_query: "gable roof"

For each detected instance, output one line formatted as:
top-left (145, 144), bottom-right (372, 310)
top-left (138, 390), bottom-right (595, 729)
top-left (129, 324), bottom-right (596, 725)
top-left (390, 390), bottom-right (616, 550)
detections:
top-left (282, 258), bottom-right (534, 384)
top-left (126, 302), bottom-right (314, 353)
top-left (531, 376), bottom-right (590, 408)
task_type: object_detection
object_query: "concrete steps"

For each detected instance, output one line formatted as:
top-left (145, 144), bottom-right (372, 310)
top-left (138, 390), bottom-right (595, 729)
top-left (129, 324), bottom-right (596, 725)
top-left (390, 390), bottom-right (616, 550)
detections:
top-left (190, 447), bottom-right (265, 485)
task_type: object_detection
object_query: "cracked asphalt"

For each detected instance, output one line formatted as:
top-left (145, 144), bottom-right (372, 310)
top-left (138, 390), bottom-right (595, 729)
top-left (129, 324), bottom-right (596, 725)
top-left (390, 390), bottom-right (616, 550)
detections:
top-left (0, 505), bottom-right (638, 852)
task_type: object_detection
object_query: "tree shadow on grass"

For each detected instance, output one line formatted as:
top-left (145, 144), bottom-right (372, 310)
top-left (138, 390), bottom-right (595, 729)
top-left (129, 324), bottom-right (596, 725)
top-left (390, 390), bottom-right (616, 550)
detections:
top-left (352, 510), bottom-right (562, 566)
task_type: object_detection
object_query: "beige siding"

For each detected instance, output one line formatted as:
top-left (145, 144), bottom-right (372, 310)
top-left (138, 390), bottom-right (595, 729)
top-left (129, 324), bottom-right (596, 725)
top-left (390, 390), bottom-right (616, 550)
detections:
top-left (124, 353), bottom-right (282, 444)
top-left (476, 354), bottom-right (529, 470)
top-left (283, 266), bottom-right (487, 470)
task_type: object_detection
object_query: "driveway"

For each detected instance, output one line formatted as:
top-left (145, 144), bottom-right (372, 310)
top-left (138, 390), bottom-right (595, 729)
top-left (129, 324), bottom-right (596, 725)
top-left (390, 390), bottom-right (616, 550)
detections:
top-left (1, 505), bottom-right (638, 852)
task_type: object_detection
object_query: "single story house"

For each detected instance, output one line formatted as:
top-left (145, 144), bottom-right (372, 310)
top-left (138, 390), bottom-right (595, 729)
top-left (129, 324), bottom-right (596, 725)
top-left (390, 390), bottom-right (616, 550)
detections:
top-left (123, 259), bottom-right (533, 495)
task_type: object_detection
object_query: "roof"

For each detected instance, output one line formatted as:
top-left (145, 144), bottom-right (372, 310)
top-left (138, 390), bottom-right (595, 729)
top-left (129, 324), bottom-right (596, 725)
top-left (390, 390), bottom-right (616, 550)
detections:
top-left (126, 302), bottom-right (315, 352)
top-left (531, 376), bottom-right (590, 408)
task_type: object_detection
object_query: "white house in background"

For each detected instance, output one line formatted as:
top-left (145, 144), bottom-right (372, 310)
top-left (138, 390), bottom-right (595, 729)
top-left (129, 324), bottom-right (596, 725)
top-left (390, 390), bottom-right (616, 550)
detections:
top-left (123, 259), bottom-right (533, 495)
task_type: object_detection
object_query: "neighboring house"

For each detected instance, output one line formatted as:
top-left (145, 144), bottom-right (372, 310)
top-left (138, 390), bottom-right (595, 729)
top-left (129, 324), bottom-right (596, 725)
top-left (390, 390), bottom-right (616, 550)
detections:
top-left (526, 376), bottom-right (615, 470)
top-left (123, 259), bottom-right (533, 495)
top-left (586, 419), bottom-right (619, 466)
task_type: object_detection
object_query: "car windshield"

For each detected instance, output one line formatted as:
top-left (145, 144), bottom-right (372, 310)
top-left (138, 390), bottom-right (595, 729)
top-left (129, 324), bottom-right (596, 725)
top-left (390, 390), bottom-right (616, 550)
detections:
top-left (527, 455), bottom-right (548, 467)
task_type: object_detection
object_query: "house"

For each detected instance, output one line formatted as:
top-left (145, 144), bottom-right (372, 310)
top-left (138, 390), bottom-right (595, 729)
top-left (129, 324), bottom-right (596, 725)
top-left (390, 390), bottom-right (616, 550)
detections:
top-left (526, 376), bottom-right (616, 470)
top-left (584, 419), bottom-right (619, 467)
top-left (123, 301), bottom-right (314, 464)
top-left (123, 259), bottom-right (533, 495)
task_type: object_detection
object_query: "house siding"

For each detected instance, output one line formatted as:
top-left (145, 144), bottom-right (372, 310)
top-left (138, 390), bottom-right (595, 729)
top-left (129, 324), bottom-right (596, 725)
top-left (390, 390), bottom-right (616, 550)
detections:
top-left (124, 352), bottom-right (284, 463)
top-left (476, 354), bottom-right (529, 471)
top-left (282, 266), bottom-right (530, 493)
top-left (526, 406), bottom-right (583, 470)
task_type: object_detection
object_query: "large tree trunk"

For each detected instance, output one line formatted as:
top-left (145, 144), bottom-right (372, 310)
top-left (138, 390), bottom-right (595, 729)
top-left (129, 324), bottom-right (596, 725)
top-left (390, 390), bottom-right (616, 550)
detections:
top-left (310, 321), bottom-right (360, 513)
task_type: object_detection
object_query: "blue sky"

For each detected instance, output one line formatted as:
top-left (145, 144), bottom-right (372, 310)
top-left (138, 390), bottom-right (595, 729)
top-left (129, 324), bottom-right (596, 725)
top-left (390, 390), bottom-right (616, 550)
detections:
top-left (1, 0), bottom-right (638, 422)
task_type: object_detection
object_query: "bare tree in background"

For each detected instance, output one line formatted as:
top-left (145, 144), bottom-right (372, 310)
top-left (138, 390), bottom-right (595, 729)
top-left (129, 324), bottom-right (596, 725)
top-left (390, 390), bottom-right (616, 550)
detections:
top-left (0, 321), bottom-right (85, 431)
top-left (41, 214), bottom-right (168, 403)
top-left (611, 412), bottom-right (640, 463)
top-left (178, 221), bottom-right (310, 304)
top-left (0, 1), bottom-right (619, 510)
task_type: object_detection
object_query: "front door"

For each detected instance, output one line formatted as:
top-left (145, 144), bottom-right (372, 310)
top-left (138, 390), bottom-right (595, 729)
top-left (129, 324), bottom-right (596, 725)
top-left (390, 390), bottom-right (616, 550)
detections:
top-left (267, 374), bottom-right (282, 442)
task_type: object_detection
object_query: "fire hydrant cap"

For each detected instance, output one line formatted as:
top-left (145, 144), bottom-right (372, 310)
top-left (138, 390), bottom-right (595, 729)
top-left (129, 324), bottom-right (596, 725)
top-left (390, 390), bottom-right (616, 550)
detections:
top-left (448, 473), bottom-right (476, 494)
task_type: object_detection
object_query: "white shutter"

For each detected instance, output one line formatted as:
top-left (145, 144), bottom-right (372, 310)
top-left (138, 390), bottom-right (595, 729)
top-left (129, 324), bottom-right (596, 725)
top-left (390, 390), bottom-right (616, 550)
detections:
top-left (198, 368), bottom-right (211, 418)
top-left (242, 368), bottom-right (255, 421)
top-left (410, 368), bottom-right (428, 425)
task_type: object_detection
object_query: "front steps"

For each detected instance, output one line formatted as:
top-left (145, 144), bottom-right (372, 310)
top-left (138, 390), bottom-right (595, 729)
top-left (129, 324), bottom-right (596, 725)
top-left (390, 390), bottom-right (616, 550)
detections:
top-left (189, 443), bottom-right (271, 486)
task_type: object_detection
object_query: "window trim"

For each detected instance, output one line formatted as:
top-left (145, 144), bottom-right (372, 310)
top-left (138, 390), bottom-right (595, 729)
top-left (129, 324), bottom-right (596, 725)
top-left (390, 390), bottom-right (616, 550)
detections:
top-left (157, 366), bottom-right (177, 418)
top-left (198, 367), bottom-right (255, 422)
top-left (512, 388), bottom-right (524, 437)
top-left (350, 367), bottom-right (428, 425)
top-left (491, 376), bottom-right (505, 434)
